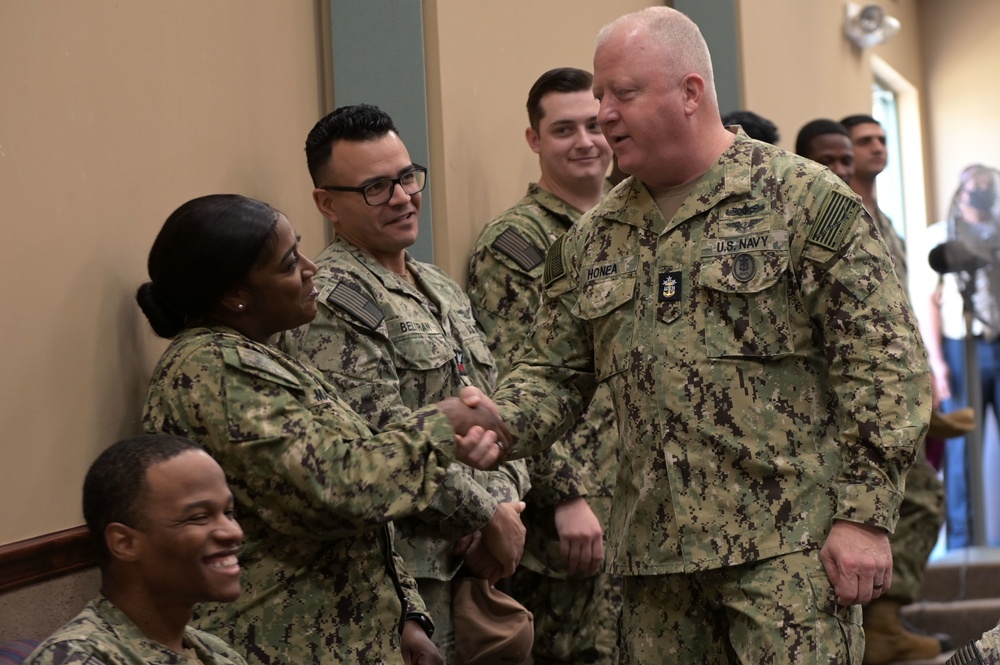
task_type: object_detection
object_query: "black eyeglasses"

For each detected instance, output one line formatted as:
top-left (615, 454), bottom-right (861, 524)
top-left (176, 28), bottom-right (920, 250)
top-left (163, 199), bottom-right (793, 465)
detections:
top-left (320, 165), bottom-right (428, 206)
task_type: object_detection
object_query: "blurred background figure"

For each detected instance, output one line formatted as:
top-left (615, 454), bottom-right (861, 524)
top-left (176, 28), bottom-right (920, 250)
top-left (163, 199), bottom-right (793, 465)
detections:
top-left (721, 109), bottom-right (780, 144)
top-left (794, 118), bottom-right (855, 184)
top-left (925, 164), bottom-right (1000, 550)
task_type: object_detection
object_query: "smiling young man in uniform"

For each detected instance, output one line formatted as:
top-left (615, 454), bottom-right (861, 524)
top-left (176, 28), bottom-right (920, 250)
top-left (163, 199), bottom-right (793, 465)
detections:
top-left (27, 434), bottom-right (247, 665)
top-left (468, 67), bottom-right (620, 664)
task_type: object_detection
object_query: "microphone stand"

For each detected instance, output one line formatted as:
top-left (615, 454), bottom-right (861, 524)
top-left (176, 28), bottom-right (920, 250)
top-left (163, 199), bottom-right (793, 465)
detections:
top-left (959, 276), bottom-right (988, 547)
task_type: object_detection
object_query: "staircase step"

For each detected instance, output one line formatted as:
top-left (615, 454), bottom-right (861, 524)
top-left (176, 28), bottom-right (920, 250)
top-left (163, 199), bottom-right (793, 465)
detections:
top-left (922, 547), bottom-right (1000, 601)
top-left (901, 598), bottom-right (1000, 648)
top-left (887, 651), bottom-right (954, 665)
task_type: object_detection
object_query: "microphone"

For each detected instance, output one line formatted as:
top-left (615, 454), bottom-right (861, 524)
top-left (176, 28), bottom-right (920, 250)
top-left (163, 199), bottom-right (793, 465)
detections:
top-left (929, 240), bottom-right (991, 274)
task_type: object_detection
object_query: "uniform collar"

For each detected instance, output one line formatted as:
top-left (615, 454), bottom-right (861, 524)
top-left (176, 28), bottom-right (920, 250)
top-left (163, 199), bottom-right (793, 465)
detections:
top-left (525, 182), bottom-right (585, 226)
top-left (596, 130), bottom-right (757, 235)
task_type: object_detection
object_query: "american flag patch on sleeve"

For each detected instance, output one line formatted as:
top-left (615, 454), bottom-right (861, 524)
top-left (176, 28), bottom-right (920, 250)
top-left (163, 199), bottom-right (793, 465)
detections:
top-left (808, 191), bottom-right (861, 251)
top-left (492, 228), bottom-right (545, 271)
top-left (327, 282), bottom-right (385, 329)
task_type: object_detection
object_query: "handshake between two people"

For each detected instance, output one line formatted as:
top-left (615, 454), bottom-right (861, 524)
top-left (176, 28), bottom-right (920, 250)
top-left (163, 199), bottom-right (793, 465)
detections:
top-left (436, 386), bottom-right (512, 471)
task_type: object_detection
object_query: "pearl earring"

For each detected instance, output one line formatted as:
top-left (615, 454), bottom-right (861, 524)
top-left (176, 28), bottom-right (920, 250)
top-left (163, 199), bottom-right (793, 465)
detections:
top-left (237, 303), bottom-right (245, 311)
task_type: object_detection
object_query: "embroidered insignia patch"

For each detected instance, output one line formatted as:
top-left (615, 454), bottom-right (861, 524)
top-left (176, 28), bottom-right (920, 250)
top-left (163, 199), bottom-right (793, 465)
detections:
top-left (724, 202), bottom-right (765, 217)
top-left (659, 271), bottom-right (681, 302)
top-left (543, 235), bottom-right (566, 285)
top-left (808, 191), bottom-right (861, 251)
top-left (733, 253), bottom-right (756, 282)
top-left (236, 346), bottom-right (300, 385)
top-left (327, 282), bottom-right (385, 329)
top-left (493, 228), bottom-right (545, 271)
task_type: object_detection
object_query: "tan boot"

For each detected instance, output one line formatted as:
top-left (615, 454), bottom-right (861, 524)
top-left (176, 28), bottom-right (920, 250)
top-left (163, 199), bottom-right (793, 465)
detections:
top-left (863, 599), bottom-right (942, 665)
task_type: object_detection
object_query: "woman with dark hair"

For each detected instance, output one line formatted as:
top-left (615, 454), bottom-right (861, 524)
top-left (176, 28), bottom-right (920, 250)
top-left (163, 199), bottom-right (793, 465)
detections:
top-left (137, 194), bottom-right (506, 665)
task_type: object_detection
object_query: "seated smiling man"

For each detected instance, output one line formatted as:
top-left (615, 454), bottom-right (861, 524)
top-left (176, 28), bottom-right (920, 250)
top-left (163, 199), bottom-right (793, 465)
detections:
top-left (26, 434), bottom-right (248, 665)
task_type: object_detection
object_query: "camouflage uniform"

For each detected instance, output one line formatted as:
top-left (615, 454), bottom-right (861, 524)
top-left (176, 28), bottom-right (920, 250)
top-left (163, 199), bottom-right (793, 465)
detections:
top-left (279, 234), bottom-right (530, 663)
top-left (491, 133), bottom-right (931, 663)
top-left (467, 183), bottom-right (622, 664)
top-left (25, 595), bottom-right (247, 665)
top-left (143, 325), bottom-right (459, 664)
top-left (947, 621), bottom-right (1000, 665)
top-left (868, 205), bottom-right (945, 605)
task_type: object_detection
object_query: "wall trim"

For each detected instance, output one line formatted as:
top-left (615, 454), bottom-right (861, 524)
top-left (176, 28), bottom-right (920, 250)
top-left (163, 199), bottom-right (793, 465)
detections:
top-left (0, 526), bottom-right (96, 594)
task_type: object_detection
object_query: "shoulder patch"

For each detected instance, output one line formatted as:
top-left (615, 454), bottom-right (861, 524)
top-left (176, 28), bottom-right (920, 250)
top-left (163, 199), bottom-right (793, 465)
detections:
top-left (235, 346), bottom-right (301, 387)
top-left (327, 282), bottom-right (385, 329)
top-left (808, 191), bottom-right (861, 251)
top-left (492, 228), bottom-right (545, 271)
top-left (543, 234), bottom-right (566, 286)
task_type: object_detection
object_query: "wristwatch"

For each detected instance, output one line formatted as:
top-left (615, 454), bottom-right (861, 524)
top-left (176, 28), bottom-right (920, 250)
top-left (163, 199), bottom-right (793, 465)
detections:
top-left (405, 612), bottom-right (435, 639)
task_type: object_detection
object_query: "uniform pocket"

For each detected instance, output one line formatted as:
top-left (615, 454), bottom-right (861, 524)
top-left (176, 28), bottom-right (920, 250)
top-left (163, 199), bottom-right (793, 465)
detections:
top-left (698, 248), bottom-right (793, 358)
top-left (391, 330), bottom-right (454, 372)
top-left (573, 273), bottom-right (636, 382)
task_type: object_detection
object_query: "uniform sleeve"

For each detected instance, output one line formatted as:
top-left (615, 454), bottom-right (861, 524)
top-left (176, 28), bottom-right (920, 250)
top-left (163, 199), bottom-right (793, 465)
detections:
top-left (389, 524), bottom-right (429, 619)
top-left (490, 233), bottom-right (600, 460)
top-left (467, 216), bottom-right (549, 375)
top-left (484, 459), bottom-right (531, 503)
top-left (469, 220), bottom-right (594, 502)
top-left (143, 343), bottom-right (458, 537)
top-left (282, 277), bottom-right (505, 536)
top-left (797, 177), bottom-right (930, 531)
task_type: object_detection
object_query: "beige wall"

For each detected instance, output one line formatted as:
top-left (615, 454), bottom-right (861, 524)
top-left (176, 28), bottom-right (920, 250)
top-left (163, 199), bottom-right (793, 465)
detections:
top-left (919, 0), bottom-right (1000, 222)
top-left (0, 2), bottom-right (326, 544)
top-left (423, 0), bottom-right (655, 282)
top-left (739, 0), bottom-right (922, 151)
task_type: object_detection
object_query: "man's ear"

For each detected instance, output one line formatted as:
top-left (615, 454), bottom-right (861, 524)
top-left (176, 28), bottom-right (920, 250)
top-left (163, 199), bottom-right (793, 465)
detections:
top-left (681, 73), bottom-right (706, 117)
top-left (106, 523), bottom-right (141, 563)
top-left (526, 127), bottom-right (542, 155)
top-left (313, 188), bottom-right (340, 224)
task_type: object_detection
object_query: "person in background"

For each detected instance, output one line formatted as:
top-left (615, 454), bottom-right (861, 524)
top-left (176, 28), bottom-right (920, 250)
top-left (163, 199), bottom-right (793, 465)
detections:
top-left (279, 104), bottom-right (529, 664)
top-left (137, 193), bottom-right (506, 664)
top-left (721, 109), bottom-right (780, 145)
top-left (800, 115), bottom-right (948, 664)
top-left (794, 118), bottom-right (855, 184)
top-left (488, 7), bottom-right (930, 662)
top-left (840, 114), bottom-right (908, 274)
top-left (924, 165), bottom-right (1000, 551)
top-left (468, 67), bottom-right (621, 664)
top-left (26, 434), bottom-right (248, 665)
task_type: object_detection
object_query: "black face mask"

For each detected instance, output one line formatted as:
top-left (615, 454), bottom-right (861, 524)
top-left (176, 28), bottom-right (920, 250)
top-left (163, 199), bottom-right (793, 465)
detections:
top-left (968, 187), bottom-right (996, 212)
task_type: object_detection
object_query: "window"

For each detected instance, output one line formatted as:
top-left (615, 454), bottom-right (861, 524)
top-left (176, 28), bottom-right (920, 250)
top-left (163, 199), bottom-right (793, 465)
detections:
top-left (872, 79), bottom-right (907, 240)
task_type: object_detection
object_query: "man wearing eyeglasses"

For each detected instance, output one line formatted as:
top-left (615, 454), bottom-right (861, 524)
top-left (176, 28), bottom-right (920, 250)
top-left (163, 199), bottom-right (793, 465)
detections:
top-left (279, 104), bottom-right (530, 665)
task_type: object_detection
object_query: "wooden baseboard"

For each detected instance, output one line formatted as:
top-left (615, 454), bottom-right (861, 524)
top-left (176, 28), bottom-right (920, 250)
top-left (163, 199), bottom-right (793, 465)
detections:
top-left (0, 526), bottom-right (97, 594)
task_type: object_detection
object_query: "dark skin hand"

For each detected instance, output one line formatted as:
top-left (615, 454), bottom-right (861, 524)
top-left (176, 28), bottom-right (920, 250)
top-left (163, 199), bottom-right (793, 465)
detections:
top-left (453, 500), bottom-right (527, 584)
top-left (402, 620), bottom-right (443, 665)
top-left (454, 531), bottom-right (504, 585)
top-left (436, 387), bottom-right (511, 470)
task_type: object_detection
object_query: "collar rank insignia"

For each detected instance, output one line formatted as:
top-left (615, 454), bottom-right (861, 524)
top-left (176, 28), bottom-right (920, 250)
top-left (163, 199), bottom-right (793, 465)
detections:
top-left (659, 271), bottom-right (681, 302)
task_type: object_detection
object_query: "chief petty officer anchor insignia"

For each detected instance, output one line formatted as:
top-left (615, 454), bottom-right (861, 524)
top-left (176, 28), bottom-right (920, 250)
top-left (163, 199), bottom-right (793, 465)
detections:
top-left (659, 271), bottom-right (681, 302)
